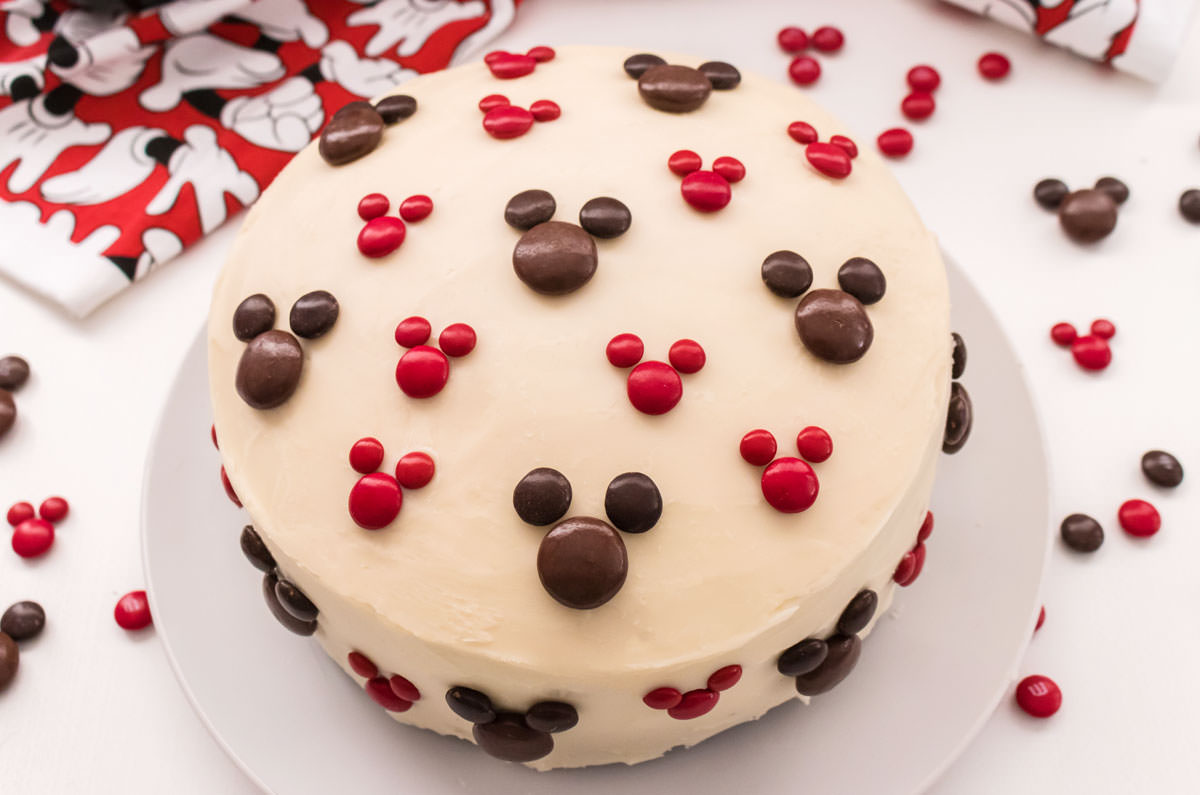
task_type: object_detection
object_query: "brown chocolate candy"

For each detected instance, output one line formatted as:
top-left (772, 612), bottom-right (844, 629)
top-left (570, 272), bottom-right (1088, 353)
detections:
top-left (472, 712), bottom-right (554, 762)
top-left (761, 250), bottom-right (813, 298)
top-left (1034, 178), bottom-right (1069, 210)
top-left (235, 330), bottom-right (304, 410)
top-left (274, 576), bottom-right (318, 622)
top-left (794, 289), bottom-right (874, 364)
top-left (318, 102), bottom-right (385, 166)
top-left (837, 589), bottom-right (878, 635)
top-left (837, 257), bottom-right (886, 305)
top-left (262, 571), bottom-right (317, 636)
top-left (537, 517), bottom-right (628, 609)
top-left (0, 356), bottom-right (29, 391)
top-left (513, 467), bottom-right (572, 526)
top-left (240, 525), bottom-right (276, 573)
top-left (638, 64), bottom-right (712, 113)
top-left (512, 221), bottom-right (598, 295)
top-left (943, 381), bottom-right (973, 454)
top-left (446, 686), bottom-right (496, 724)
top-left (1094, 176), bottom-right (1129, 205)
top-left (777, 637), bottom-right (828, 677)
top-left (524, 700), bottom-right (578, 733)
top-left (699, 61), bottom-right (741, 90)
top-left (951, 332), bottom-right (967, 379)
top-left (0, 632), bottom-right (16, 692)
top-left (505, 189), bottom-right (557, 230)
top-left (288, 290), bottom-right (339, 339)
top-left (604, 472), bottom-right (662, 534)
top-left (622, 53), bottom-right (666, 79)
top-left (578, 197), bottom-right (631, 239)
top-left (0, 389), bottom-right (14, 440)
top-left (1060, 513), bottom-right (1103, 553)
top-left (233, 294), bottom-right (276, 342)
top-left (1179, 189), bottom-right (1200, 223)
top-left (1141, 450), bottom-right (1183, 488)
top-left (1, 601), bottom-right (45, 642)
top-left (374, 94), bottom-right (417, 125)
top-left (794, 634), bottom-right (860, 696)
top-left (1058, 189), bottom-right (1117, 243)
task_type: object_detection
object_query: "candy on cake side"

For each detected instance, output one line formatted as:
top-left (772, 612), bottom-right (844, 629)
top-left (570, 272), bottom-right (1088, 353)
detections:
top-left (207, 45), bottom-right (964, 769)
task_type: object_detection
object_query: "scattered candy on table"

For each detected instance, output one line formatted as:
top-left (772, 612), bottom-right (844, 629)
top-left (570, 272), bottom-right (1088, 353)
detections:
top-left (1015, 675), bottom-right (1061, 718)
top-left (114, 591), bottom-right (153, 631)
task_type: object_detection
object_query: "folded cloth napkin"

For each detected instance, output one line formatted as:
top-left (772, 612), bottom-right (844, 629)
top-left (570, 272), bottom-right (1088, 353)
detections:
top-left (0, 0), bottom-right (518, 317)
top-left (942, 0), bottom-right (1196, 81)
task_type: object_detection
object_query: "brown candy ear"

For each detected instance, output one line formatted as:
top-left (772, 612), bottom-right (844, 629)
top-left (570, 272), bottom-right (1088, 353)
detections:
top-left (623, 53), bottom-right (666, 79)
top-left (578, 197), bottom-right (631, 239)
top-left (699, 61), bottom-right (741, 90)
top-left (505, 189), bottom-right (557, 230)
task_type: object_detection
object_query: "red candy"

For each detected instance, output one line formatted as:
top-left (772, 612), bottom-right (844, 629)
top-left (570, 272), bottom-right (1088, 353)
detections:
top-left (1070, 335), bottom-right (1112, 371)
top-left (787, 120), bottom-right (819, 144)
top-left (805, 142), bottom-right (852, 179)
top-left (114, 590), bottom-right (152, 630)
top-left (1036, 606), bottom-right (1046, 632)
top-left (1050, 322), bottom-right (1077, 346)
top-left (348, 651), bottom-right (378, 679)
top-left (917, 510), bottom-right (934, 543)
top-left (877, 127), bottom-right (914, 158)
top-left (1015, 674), bottom-right (1061, 718)
top-left (12, 518), bottom-right (54, 558)
top-left (811, 25), bottom-right (844, 52)
top-left (760, 457), bottom-right (820, 513)
top-left (483, 51), bottom-right (506, 66)
top-left (668, 149), bottom-right (703, 176)
top-left (643, 687), bottom-right (683, 710)
top-left (788, 55), bottom-right (821, 85)
top-left (349, 437), bottom-right (385, 474)
top-left (795, 426), bottom-right (833, 463)
top-left (712, 156), bottom-right (746, 183)
top-left (829, 134), bottom-right (857, 159)
top-left (398, 194), bottom-right (433, 222)
top-left (909, 543), bottom-right (927, 583)
top-left (357, 216), bottom-right (407, 258)
top-left (211, 424), bottom-right (218, 449)
top-left (681, 171), bottom-right (733, 212)
top-left (348, 473), bottom-right (403, 530)
top-left (668, 339), bottom-right (706, 374)
top-left (529, 99), bottom-right (561, 122)
top-left (1090, 318), bottom-right (1116, 339)
top-left (893, 550), bottom-right (917, 585)
top-left (486, 51), bottom-right (536, 79)
top-left (526, 45), bottom-right (555, 62)
top-left (438, 323), bottom-right (477, 358)
top-left (606, 333), bottom-right (645, 368)
top-left (901, 91), bottom-right (936, 121)
top-left (220, 466), bottom-right (241, 507)
top-left (7, 501), bottom-right (34, 527)
top-left (777, 26), bottom-right (809, 53)
top-left (627, 361), bottom-right (684, 416)
top-left (366, 677), bottom-right (412, 712)
top-left (483, 105), bottom-right (535, 139)
top-left (707, 665), bottom-right (742, 692)
top-left (907, 64), bottom-right (941, 92)
top-left (1118, 499), bottom-right (1160, 537)
top-left (395, 346), bottom-right (451, 398)
top-left (395, 452), bottom-right (435, 490)
top-left (389, 674), bottom-right (421, 702)
top-left (740, 429), bottom-right (778, 466)
top-left (978, 52), bottom-right (1011, 80)
top-left (478, 93), bottom-right (509, 112)
top-left (394, 316), bottom-right (432, 348)
top-left (357, 193), bottom-right (389, 221)
top-left (668, 689), bottom-right (718, 720)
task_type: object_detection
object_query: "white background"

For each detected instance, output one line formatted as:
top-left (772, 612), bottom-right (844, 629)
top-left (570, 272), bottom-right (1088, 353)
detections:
top-left (2, 0), bottom-right (1199, 792)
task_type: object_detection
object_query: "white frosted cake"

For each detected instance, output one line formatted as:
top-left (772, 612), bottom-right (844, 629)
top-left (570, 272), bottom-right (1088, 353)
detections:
top-left (207, 45), bottom-right (970, 770)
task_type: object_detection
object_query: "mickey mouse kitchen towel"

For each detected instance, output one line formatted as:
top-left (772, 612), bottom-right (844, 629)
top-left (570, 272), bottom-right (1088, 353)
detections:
top-left (0, 0), bottom-right (518, 317)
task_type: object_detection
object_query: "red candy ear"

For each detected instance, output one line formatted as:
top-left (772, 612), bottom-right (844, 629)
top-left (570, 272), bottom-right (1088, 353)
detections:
top-left (398, 195), bottom-right (434, 222)
top-left (478, 94), bottom-right (511, 113)
top-left (668, 149), bottom-right (703, 177)
top-left (711, 157), bottom-right (745, 183)
top-left (487, 52), bottom-right (537, 79)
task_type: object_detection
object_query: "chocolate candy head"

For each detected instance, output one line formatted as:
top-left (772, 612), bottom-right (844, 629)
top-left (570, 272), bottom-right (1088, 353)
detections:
top-left (232, 292), bottom-right (338, 410)
top-left (506, 191), bottom-right (630, 296)
top-left (604, 472), bottom-right (662, 534)
top-left (537, 517), bottom-right (628, 609)
top-left (1058, 188), bottom-right (1117, 243)
top-left (624, 53), bottom-right (740, 113)
top-left (794, 634), bottom-right (860, 696)
top-left (794, 289), bottom-right (874, 364)
top-left (319, 102), bottom-right (385, 166)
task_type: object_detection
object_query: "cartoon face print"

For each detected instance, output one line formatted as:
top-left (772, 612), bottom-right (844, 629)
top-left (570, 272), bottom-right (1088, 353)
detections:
top-left (232, 291), bottom-right (338, 409)
top-left (504, 190), bottom-right (631, 296)
top-left (760, 251), bottom-right (886, 364)
top-left (512, 468), bottom-right (663, 609)
top-left (446, 685), bottom-right (578, 763)
top-left (622, 53), bottom-right (741, 113)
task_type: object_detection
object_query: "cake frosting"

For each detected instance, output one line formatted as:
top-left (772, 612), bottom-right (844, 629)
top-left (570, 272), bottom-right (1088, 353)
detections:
top-left (207, 45), bottom-right (960, 770)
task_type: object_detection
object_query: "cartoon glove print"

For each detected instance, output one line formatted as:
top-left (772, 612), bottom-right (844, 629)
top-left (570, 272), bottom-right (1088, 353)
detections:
top-left (346, 0), bottom-right (487, 58)
top-left (145, 125), bottom-right (260, 234)
top-left (0, 96), bottom-right (111, 194)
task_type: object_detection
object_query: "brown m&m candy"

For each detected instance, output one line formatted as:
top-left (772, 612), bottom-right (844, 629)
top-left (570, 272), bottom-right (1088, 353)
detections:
top-left (578, 197), bottom-right (631, 239)
top-left (537, 517), bottom-right (628, 609)
top-left (374, 94), bottom-right (417, 125)
top-left (240, 525), bottom-right (276, 572)
top-left (319, 102), bottom-right (385, 166)
top-left (262, 571), bottom-right (318, 635)
top-left (235, 330), bottom-right (304, 410)
top-left (274, 575), bottom-right (318, 622)
top-left (505, 190), bottom-right (557, 229)
top-left (0, 632), bottom-right (17, 692)
top-left (512, 221), bottom-right (598, 295)
top-left (1, 601), bottom-right (45, 641)
top-left (1060, 513), bottom-right (1103, 552)
top-left (951, 332), bottom-right (967, 379)
top-left (233, 294), bottom-right (275, 341)
top-left (1179, 189), bottom-right (1200, 223)
top-left (794, 634), bottom-right (860, 696)
top-left (761, 250), bottom-right (813, 298)
top-left (473, 712), bottom-right (554, 762)
top-left (603, 472), bottom-right (662, 534)
top-left (513, 467), bottom-right (572, 526)
top-left (794, 289), bottom-right (874, 364)
top-left (0, 390), bottom-right (14, 440)
top-left (777, 637), bottom-right (828, 677)
top-left (943, 381), bottom-right (973, 454)
top-left (1141, 450), bottom-right (1183, 488)
top-left (1034, 178), bottom-right (1069, 210)
top-left (1058, 189), bottom-right (1117, 243)
top-left (288, 290), bottom-right (339, 339)
top-left (837, 257), bottom-right (886, 305)
top-left (699, 61), bottom-right (741, 90)
top-left (446, 686), bottom-right (496, 724)
top-left (637, 64), bottom-right (712, 113)
top-left (0, 356), bottom-right (29, 391)
top-left (836, 589), bottom-right (878, 635)
top-left (623, 53), bottom-right (666, 78)
top-left (1094, 176), bottom-right (1129, 205)
top-left (524, 700), bottom-right (579, 733)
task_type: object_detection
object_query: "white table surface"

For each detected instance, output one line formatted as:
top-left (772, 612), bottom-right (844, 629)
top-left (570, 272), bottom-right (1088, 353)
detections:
top-left (2, 1), bottom-right (1198, 792)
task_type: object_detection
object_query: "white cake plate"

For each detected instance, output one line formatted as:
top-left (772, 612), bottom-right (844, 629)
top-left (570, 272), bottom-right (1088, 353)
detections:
top-left (142, 259), bottom-right (1050, 795)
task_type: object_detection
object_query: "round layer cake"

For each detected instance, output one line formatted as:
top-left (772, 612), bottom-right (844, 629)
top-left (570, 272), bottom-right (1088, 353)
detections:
top-left (208, 45), bottom-right (966, 770)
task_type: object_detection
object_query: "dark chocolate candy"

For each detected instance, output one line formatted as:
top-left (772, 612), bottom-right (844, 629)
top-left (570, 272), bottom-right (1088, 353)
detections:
top-left (0, 356), bottom-right (29, 391)
top-left (524, 700), bottom-right (578, 733)
top-left (512, 221), bottom-right (598, 295)
top-left (604, 472), bottom-right (662, 534)
top-left (794, 634), bottom-right (860, 696)
top-left (240, 525), bottom-right (276, 573)
top-left (1094, 176), bottom-right (1129, 205)
top-left (318, 102), bottom-right (385, 166)
top-left (1058, 189), bottom-right (1117, 243)
top-left (262, 571), bottom-right (317, 636)
top-left (446, 686), bottom-right (496, 724)
top-left (794, 289), bottom-right (874, 364)
top-left (0, 389), bottom-right (14, 439)
top-left (473, 712), bottom-right (554, 762)
top-left (837, 257), bottom-right (886, 305)
top-left (0, 632), bottom-right (16, 692)
top-left (623, 53), bottom-right (667, 79)
top-left (699, 61), bottom-right (741, 89)
top-left (637, 64), bottom-right (712, 113)
top-left (274, 576), bottom-right (318, 622)
top-left (1141, 450), bottom-right (1183, 488)
top-left (1179, 189), bottom-right (1200, 223)
top-left (777, 637), bottom-right (828, 677)
top-left (0, 601), bottom-right (45, 642)
top-left (375, 94), bottom-right (417, 125)
top-left (836, 589), bottom-right (878, 635)
top-left (537, 518), bottom-right (628, 609)
top-left (233, 294), bottom-right (275, 342)
top-left (578, 197), bottom-right (631, 239)
top-left (951, 332), bottom-right (967, 379)
top-left (1033, 178), bottom-right (1069, 210)
top-left (943, 381), bottom-right (973, 454)
top-left (505, 190), bottom-right (557, 230)
top-left (288, 290), bottom-right (339, 339)
top-left (761, 250), bottom-right (813, 298)
top-left (1060, 513), bottom-right (1103, 553)
top-left (235, 330), bottom-right (304, 410)
top-left (513, 468), bottom-right (572, 526)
